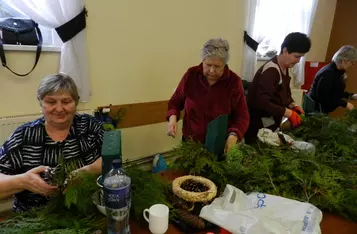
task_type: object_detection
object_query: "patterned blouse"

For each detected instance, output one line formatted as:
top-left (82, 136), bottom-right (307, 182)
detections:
top-left (0, 114), bottom-right (104, 212)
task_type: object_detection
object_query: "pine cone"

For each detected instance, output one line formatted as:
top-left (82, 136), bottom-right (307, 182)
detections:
top-left (181, 179), bottom-right (209, 192)
top-left (177, 209), bottom-right (205, 229)
top-left (40, 167), bottom-right (56, 185)
top-left (168, 193), bottom-right (195, 211)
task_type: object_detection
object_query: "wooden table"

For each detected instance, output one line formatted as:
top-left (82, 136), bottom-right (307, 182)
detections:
top-left (0, 215), bottom-right (353, 234)
top-left (130, 206), bottom-right (357, 234)
top-left (130, 213), bottom-right (357, 234)
top-left (130, 170), bottom-right (357, 234)
top-left (130, 220), bottom-right (214, 234)
top-left (1, 170), bottom-right (357, 234)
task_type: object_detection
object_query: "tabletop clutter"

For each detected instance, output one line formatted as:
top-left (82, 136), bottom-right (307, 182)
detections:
top-left (96, 156), bottom-right (322, 234)
top-left (96, 127), bottom-right (221, 234)
top-left (1, 111), bottom-right (357, 233)
top-left (94, 115), bottom-right (326, 234)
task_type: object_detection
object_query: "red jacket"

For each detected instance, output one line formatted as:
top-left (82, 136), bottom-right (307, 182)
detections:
top-left (167, 63), bottom-right (249, 143)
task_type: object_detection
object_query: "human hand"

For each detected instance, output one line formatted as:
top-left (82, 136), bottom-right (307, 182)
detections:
top-left (23, 166), bottom-right (58, 196)
top-left (292, 106), bottom-right (305, 115)
top-left (347, 102), bottom-right (355, 110)
top-left (224, 134), bottom-right (238, 154)
top-left (167, 115), bottom-right (178, 138)
top-left (288, 111), bottom-right (302, 128)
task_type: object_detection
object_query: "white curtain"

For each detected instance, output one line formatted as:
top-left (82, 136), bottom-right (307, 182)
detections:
top-left (7, 0), bottom-right (91, 102)
top-left (293, 0), bottom-right (318, 87)
top-left (242, 0), bottom-right (264, 82)
top-left (253, 0), bottom-right (319, 87)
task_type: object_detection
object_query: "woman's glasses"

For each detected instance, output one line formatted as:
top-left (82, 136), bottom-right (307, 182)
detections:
top-left (205, 45), bottom-right (228, 52)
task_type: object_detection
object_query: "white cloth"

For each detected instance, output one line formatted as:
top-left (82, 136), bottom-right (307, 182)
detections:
top-left (7, 0), bottom-right (91, 101)
top-left (242, 0), bottom-right (264, 82)
top-left (292, 0), bottom-right (318, 86)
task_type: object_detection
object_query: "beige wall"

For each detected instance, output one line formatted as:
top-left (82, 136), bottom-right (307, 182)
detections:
top-left (0, 0), bottom-right (245, 161)
top-left (307, 0), bottom-right (337, 62)
top-left (0, 0), bottom-right (336, 161)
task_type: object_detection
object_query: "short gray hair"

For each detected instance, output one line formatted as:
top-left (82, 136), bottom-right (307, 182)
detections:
top-left (201, 38), bottom-right (230, 64)
top-left (332, 45), bottom-right (357, 64)
top-left (37, 73), bottom-right (80, 104)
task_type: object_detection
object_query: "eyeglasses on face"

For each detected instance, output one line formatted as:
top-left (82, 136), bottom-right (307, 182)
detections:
top-left (205, 45), bottom-right (228, 52)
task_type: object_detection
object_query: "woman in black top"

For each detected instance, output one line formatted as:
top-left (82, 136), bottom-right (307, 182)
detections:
top-left (307, 45), bottom-right (357, 114)
top-left (0, 74), bottom-right (103, 212)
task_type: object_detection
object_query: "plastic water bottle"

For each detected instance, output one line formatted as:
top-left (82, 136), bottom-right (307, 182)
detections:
top-left (103, 159), bottom-right (131, 234)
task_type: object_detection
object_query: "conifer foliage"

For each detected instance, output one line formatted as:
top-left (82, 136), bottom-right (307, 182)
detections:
top-left (171, 110), bottom-right (357, 222)
top-left (1, 110), bottom-right (357, 233)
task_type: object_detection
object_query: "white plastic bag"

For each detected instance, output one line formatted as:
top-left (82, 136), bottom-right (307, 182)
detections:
top-left (257, 128), bottom-right (295, 146)
top-left (199, 184), bottom-right (322, 234)
top-left (257, 128), bottom-right (316, 155)
top-left (291, 141), bottom-right (316, 155)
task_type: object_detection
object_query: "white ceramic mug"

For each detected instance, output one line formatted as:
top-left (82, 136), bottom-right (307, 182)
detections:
top-left (143, 204), bottom-right (169, 234)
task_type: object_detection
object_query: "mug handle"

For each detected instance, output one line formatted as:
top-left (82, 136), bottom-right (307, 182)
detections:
top-left (143, 209), bottom-right (150, 223)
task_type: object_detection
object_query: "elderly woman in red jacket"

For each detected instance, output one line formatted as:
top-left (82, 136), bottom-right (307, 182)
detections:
top-left (166, 38), bottom-right (250, 154)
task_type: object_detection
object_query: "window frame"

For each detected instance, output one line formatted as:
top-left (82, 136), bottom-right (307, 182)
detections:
top-left (253, 0), bottom-right (315, 61)
top-left (0, 1), bottom-right (61, 52)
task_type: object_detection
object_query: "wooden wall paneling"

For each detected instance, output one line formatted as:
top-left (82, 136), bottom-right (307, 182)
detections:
top-left (98, 100), bottom-right (184, 128)
top-left (326, 0), bottom-right (357, 118)
top-left (326, 0), bottom-right (357, 61)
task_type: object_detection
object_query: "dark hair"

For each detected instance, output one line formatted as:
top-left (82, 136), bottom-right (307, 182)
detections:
top-left (280, 32), bottom-right (311, 54)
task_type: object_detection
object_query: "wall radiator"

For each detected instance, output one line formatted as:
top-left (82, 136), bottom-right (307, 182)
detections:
top-left (0, 109), bottom-right (94, 146)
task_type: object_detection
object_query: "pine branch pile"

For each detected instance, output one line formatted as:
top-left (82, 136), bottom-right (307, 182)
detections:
top-left (2, 111), bottom-right (357, 232)
top-left (227, 144), bottom-right (357, 220)
top-left (125, 167), bottom-right (176, 223)
top-left (0, 171), bottom-right (105, 234)
top-left (169, 110), bottom-right (357, 222)
top-left (169, 140), bottom-right (228, 192)
top-left (288, 110), bottom-right (357, 171)
top-left (0, 164), bottom-right (170, 233)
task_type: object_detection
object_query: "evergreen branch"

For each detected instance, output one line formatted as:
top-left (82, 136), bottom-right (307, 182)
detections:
top-left (267, 170), bottom-right (278, 195)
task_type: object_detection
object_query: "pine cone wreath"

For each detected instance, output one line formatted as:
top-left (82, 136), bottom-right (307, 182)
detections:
top-left (172, 175), bottom-right (217, 203)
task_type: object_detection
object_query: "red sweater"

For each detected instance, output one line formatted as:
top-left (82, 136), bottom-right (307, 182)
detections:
top-left (167, 63), bottom-right (249, 143)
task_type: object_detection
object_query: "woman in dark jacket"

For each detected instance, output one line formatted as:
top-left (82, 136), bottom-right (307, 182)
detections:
top-left (306, 45), bottom-right (357, 114)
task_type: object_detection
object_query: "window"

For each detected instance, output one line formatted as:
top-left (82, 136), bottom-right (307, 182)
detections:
top-left (0, 0), bottom-right (61, 49)
top-left (254, 0), bottom-right (316, 59)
